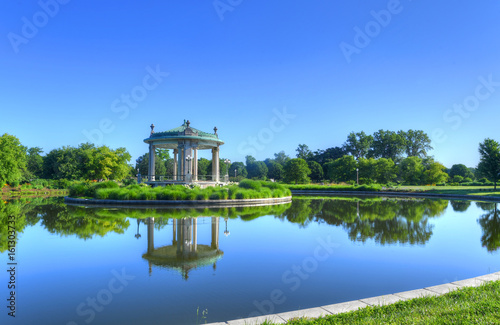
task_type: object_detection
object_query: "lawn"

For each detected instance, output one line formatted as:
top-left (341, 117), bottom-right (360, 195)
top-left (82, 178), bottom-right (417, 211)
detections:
top-left (261, 280), bottom-right (500, 325)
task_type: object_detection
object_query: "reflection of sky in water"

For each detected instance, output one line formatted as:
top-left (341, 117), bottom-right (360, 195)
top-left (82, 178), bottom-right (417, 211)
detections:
top-left (1, 198), bottom-right (499, 325)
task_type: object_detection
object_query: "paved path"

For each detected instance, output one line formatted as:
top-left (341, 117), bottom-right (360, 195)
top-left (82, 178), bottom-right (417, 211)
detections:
top-left (206, 272), bottom-right (500, 325)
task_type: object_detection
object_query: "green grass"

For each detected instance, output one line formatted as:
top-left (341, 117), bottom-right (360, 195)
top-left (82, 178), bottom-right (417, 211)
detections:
top-left (285, 184), bottom-right (382, 192)
top-left (68, 180), bottom-right (292, 201)
top-left (394, 185), bottom-right (500, 197)
top-left (261, 280), bottom-right (500, 325)
top-left (286, 184), bottom-right (500, 198)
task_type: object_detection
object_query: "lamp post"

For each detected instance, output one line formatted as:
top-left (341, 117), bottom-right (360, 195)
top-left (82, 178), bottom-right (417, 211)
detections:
top-left (224, 217), bottom-right (230, 237)
top-left (224, 158), bottom-right (231, 182)
top-left (356, 168), bottom-right (359, 185)
top-left (185, 155), bottom-right (192, 181)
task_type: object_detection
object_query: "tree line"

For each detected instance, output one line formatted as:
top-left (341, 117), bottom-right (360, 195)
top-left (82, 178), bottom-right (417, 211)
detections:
top-left (0, 133), bottom-right (131, 187)
top-left (1, 130), bottom-right (499, 188)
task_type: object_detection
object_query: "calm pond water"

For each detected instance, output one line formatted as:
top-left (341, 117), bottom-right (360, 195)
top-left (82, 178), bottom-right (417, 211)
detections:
top-left (1, 196), bottom-right (499, 325)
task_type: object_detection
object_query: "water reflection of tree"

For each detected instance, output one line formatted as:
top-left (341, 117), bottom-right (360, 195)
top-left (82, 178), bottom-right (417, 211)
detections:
top-left (450, 200), bottom-right (471, 212)
top-left (40, 206), bottom-right (130, 240)
top-left (280, 197), bottom-right (449, 245)
top-left (476, 202), bottom-right (500, 252)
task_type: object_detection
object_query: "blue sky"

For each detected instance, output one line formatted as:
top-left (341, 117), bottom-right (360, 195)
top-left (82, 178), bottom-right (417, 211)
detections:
top-left (1, 0), bottom-right (499, 168)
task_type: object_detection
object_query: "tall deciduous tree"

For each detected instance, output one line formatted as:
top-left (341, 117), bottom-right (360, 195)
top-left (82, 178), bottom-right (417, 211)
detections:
top-left (343, 131), bottom-right (373, 159)
top-left (324, 155), bottom-right (357, 183)
top-left (307, 161), bottom-right (324, 182)
top-left (0, 133), bottom-right (27, 185)
top-left (477, 138), bottom-right (500, 190)
top-left (284, 158), bottom-right (311, 184)
top-left (247, 161), bottom-right (268, 179)
top-left (400, 129), bottom-right (433, 158)
top-left (399, 157), bottom-right (424, 185)
top-left (311, 147), bottom-right (345, 165)
top-left (266, 161), bottom-right (284, 181)
top-left (229, 162), bottom-right (247, 178)
top-left (449, 164), bottom-right (475, 180)
top-left (295, 144), bottom-right (313, 161)
top-left (273, 151), bottom-right (290, 165)
top-left (26, 147), bottom-right (44, 179)
top-left (370, 130), bottom-right (406, 161)
top-left (423, 162), bottom-right (448, 185)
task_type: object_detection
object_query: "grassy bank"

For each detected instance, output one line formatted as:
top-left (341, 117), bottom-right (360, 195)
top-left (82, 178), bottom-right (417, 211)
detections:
top-left (285, 184), bottom-right (382, 192)
top-left (262, 280), bottom-right (500, 325)
top-left (286, 184), bottom-right (500, 198)
top-left (68, 179), bottom-right (291, 201)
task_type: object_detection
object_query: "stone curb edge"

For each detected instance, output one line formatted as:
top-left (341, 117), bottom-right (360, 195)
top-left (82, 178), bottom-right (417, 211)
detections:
top-left (64, 196), bottom-right (292, 208)
top-left (206, 272), bottom-right (500, 325)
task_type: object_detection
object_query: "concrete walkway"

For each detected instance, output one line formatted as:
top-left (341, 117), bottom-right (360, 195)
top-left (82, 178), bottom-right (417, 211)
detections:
top-left (206, 272), bottom-right (500, 325)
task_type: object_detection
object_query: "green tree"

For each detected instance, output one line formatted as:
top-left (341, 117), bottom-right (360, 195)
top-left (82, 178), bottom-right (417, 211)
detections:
top-left (399, 157), bottom-right (424, 185)
top-left (284, 158), bottom-right (311, 184)
top-left (307, 161), bottom-right (324, 182)
top-left (370, 130), bottom-right (405, 161)
top-left (311, 147), bottom-right (345, 165)
top-left (423, 161), bottom-right (448, 185)
top-left (135, 152), bottom-right (166, 177)
top-left (400, 129), bottom-right (433, 158)
top-left (324, 155), bottom-right (357, 183)
top-left (267, 161), bottom-right (284, 181)
top-left (477, 138), bottom-right (500, 190)
top-left (26, 147), bottom-right (44, 179)
top-left (0, 134), bottom-right (27, 186)
top-left (357, 158), bottom-right (377, 184)
top-left (197, 158), bottom-right (211, 178)
top-left (295, 144), bottom-right (313, 161)
top-left (273, 151), bottom-right (290, 165)
top-left (449, 164), bottom-right (475, 180)
top-left (229, 162), bottom-right (248, 178)
top-left (343, 131), bottom-right (373, 159)
top-left (374, 158), bottom-right (397, 184)
top-left (247, 161), bottom-right (268, 179)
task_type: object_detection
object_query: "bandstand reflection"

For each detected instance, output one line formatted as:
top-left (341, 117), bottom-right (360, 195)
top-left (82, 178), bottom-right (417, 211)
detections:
top-left (141, 217), bottom-right (224, 280)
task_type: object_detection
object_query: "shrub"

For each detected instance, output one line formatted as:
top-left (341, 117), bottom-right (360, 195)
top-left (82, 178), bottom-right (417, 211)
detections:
top-left (69, 183), bottom-right (88, 197)
top-left (122, 178), bottom-right (137, 186)
top-left (239, 179), bottom-right (261, 191)
top-left (139, 190), bottom-right (156, 200)
top-left (95, 188), bottom-right (114, 199)
top-left (209, 192), bottom-right (222, 200)
top-left (85, 181), bottom-right (120, 197)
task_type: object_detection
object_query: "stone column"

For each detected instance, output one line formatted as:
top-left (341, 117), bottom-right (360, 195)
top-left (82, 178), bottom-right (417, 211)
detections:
top-left (192, 218), bottom-right (197, 253)
top-left (173, 149), bottom-right (178, 181)
top-left (212, 146), bottom-right (220, 182)
top-left (177, 145), bottom-right (183, 181)
top-left (148, 143), bottom-right (155, 181)
top-left (211, 217), bottom-right (219, 250)
top-left (172, 219), bottom-right (177, 245)
top-left (147, 217), bottom-right (155, 254)
top-left (193, 147), bottom-right (198, 181)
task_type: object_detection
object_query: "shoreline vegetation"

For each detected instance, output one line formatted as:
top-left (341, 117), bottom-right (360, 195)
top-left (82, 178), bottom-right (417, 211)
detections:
top-left (260, 280), bottom-right (500, 325)
top-left (68, 179), bottom-right (291, 201)
top-left (285, 184), bottom-right (500, 197)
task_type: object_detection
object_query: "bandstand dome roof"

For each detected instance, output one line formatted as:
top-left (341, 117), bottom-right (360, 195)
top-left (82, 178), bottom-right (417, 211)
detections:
top-left (143, 120), bottom-right (224, 150)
